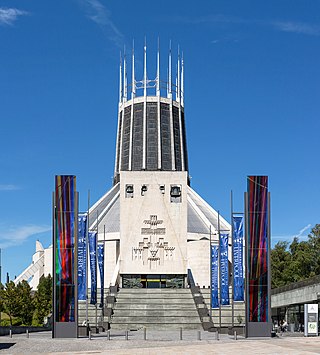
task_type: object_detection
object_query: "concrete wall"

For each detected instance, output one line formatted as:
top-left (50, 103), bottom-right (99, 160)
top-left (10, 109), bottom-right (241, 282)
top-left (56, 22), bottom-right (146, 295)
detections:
top-left (119, 171), bottom-right (188, 275)
top-left (187, 238), bottom-right (210, 287)
top-left (43, 246), bottom-right (52, 277)
top-left (0, 326), bottom-right (50, 336)
top-left (271, 283), bottom-right (320, 308)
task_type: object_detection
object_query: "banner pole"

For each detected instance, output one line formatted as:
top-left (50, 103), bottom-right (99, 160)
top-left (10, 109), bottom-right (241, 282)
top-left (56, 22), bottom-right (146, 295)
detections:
top-left (96, 210), bottom-right (99, 329)
top-left (218, 211), bottom-right (221, 329)
top-left (231, 190), bottom-right (234, 328)
top-left (86, 190), bottom-right (90, 327)
top-left (209, 225), bottom-right (212, 320)
top-left (244, 191), bottom-right (248, 338)
top-left (75, 192), bottom-right (79, 335)
top-left (52, 191), bottom-right (56, 338)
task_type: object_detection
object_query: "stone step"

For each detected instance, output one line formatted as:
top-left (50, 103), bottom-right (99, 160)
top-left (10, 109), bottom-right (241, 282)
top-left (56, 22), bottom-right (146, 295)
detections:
top-left (113, 310), bottom-right (199, 317)
top-left (119, 288), bottom-right (190, 294)
top-left (114, 303), bottom-right (195, 310)
top-left (110, 288), bottom-right (203, 331)
top-left (111, 316), bottom-right (201, 323)
top-left (116, 298), bottom-right (194, 304)
top-left (117, 294), bottom-right (193, 299)
top-left (110, 323), bottom-right (202, 331)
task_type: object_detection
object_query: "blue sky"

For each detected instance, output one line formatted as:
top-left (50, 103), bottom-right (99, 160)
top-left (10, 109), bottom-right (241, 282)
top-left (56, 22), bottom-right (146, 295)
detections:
top-left (1, 1), bottom-right (319, 283)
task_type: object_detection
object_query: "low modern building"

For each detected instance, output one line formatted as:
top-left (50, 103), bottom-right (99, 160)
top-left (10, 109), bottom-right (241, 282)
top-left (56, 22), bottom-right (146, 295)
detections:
top-left (271, 275), bottom-right (320, 330)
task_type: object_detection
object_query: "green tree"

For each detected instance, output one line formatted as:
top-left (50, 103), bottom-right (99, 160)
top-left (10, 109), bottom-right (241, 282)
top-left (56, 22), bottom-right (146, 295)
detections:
top-left (271, 241), bottom-right (291, 288)
top-left (307, 224), bottom-right (320, 275)
top-left (289, 240), bottom-right (314, 280)
top-left (271, 224), bottom-right (320, 288)
top-left (15, 280), bottom-right (34, 325)
top-left (0, 281), bottom-right (20, 326)
top-left (33, 275), bottom-right (52, 325)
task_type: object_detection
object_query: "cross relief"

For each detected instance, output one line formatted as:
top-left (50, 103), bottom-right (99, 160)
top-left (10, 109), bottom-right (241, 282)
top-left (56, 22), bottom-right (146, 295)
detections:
top-left (132, 215), bottom-right (175, 269)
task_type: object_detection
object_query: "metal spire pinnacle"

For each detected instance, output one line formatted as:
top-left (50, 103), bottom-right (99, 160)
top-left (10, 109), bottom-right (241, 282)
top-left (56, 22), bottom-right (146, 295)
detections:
top-left (168, 40), bottom-right (172, 99)
top-left (181, 52), bottom-right (184, 106)
top-left (132, 39), bottom-right (135, 99)
top-left (119, 51), bottom-right (122, 104)
top-left (177, 45), bottom-right (180, 103)
top-left (156, 37), bottom-right (160, 97)
top-left (144, 37), bottom-right (147, 97)
top-left (123, 46), bottom-right (127, 102)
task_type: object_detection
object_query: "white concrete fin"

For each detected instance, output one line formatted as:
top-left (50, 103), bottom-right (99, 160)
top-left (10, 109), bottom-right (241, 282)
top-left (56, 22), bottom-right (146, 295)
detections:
top-left (36, 240), bottom-right (44, 252)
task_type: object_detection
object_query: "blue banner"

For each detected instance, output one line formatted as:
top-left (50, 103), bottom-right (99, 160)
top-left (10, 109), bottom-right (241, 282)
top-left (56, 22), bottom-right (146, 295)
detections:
top-left (97, 243), bottom-right (104, 308)
top-left (233, 216), bottom-right (244, 301)
top-left (220, 233), bottom-right (229, 305)
top-left (78, 213), bottom-right (87, 301)
top-left (89, 231), bottom-right (97, 305)
top-left (211, 245), bottom-right (219, 308)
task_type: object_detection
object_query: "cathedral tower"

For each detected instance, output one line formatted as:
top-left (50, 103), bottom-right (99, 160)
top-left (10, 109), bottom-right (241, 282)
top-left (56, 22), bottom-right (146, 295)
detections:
top-left (88, 42), bottom-right (230, 289)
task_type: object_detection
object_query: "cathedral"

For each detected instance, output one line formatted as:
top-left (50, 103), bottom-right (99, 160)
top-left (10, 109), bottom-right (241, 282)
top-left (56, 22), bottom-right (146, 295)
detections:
top-left (87, 43), bottom-right (231, 290)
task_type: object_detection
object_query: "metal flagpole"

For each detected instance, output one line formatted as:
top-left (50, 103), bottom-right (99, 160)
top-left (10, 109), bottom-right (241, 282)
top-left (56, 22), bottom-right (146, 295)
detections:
top-left (86, 190), bottom-right (90, 327)
top-left (0, 248), bottom-right (2, 286)
top-left (0, 248), bottom-right (2, 324)
top-left (96, 210), bottom-right (99, 329)
top-left (218, 211), bottom-right (221, 330)
top-left (209, 225), bottom-right (212, 320)
top-left (231, 190), bottom-right (234, 328)
top-left (244, 191), bottom-right (248, 338)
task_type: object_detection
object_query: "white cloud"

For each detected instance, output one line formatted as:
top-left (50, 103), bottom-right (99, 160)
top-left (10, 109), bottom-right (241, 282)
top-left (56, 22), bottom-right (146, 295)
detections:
top-left (166, 14), bottom-right (320, 37)
top-left (0, 184), bottom-right (20, 191)
top-left (272, 21), bottom-right (320, 36)
top-left (79, 0), bottom-right (123, 48)
top-left (0, 225), bottom-right (51, 248)
top-left (0, 8), bottom-right (29, 26)
top-left (296, 224), bottom-right (312, 238)
top-left (272, 224), bottom-right (312, 245)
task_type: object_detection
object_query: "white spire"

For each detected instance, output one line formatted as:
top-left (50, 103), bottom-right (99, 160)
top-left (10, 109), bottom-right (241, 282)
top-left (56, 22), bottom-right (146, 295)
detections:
top-left (123, 46), bottom-right (127, 102)
top-left (156, 37), bottom-right (160, 97)
top-left (144, 37), bottom-right (147, 97)
top-left (175, 64), bottom-right (178, 101)
top-left (166, 68), bottom-right (169, 97)
top-left (168, 40), bottom-right (172, 99)
top-left (119, 51), bottom-right (122, 104)
top-left (181, 52), bottom-right (184, 107)
top-left (131, 40), bottom-right (135, 99)
top-left (177, 45), bottom-right (180, 103)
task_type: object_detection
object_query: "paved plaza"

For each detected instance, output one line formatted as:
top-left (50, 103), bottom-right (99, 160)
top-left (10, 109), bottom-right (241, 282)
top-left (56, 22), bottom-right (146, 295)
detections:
top-left (0, 330), bottom-right (320, 354)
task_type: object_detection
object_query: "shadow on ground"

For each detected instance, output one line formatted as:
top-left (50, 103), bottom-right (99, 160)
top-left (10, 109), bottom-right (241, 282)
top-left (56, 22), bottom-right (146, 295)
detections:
top-left (0, 343), bottom-right (15, 350)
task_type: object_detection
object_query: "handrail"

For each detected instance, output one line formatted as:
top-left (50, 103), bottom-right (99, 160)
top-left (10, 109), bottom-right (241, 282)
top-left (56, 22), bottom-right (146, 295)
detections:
top-left (187, 268), bottom-right (215, 331)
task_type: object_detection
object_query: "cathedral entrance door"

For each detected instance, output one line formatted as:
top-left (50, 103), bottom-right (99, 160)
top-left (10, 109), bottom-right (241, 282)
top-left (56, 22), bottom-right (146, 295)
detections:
top-left (146, 274), bottom-right (160, 288)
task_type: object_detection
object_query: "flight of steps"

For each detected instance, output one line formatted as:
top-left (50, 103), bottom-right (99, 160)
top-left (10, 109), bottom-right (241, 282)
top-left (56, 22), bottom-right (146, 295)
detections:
top-left (201, 288), bottom-right (245, 327)
top-left (78, 289), bottom-right (106, 326)
top-left (110, 288), bottom-right (202, 330)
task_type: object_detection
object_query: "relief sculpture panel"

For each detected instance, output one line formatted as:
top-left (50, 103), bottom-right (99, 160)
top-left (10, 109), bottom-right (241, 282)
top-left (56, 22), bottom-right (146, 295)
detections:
top-left (132, 215), bottom-right (175, 269)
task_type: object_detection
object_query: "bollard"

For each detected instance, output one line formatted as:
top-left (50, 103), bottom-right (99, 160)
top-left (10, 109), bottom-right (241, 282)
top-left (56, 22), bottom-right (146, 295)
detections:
top-left (234, 330), bottom-right (237, 340)
top-left (89, 330), bottom-right (92, 340)
top-left (215, 330), bottom-right (219, 341)
top-left (107, 330), bottom-right (110, 341)
top-left (180, 327), bottom-right (183, 341)
top-left (9, 329), bottom-right (12, 338)
top-left (26, 329), bottom-right (29, 338)
top-left (197, 330), bottom-right (201, 341)
top-left (125, 330), bottom-right (129, 340)
top-left (143, 327), bottom-right (147, 340)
